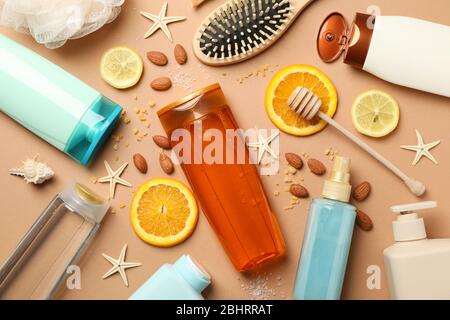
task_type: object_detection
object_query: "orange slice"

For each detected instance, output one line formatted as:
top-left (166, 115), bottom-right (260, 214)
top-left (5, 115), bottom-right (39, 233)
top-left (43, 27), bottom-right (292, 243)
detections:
top-left (265, 65), bottom-right (338, 136)
top-left (130, 178), bottom-right (198, 247)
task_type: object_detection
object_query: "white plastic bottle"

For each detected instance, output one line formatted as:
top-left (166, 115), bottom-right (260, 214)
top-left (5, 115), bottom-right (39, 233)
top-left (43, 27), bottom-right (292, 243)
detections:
top-left (384, 201), bottom-right (450, 300)
top-left (317, 13), bottom-right (450, 97)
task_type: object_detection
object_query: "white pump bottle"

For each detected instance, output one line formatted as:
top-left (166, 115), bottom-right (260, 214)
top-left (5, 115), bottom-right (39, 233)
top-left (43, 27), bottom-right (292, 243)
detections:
top-left (384, 201), bottom-right (450, 300)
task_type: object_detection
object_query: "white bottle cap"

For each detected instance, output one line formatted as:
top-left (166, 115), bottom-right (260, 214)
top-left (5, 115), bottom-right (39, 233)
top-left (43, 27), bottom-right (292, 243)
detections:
top-left (174, 255), bottom-right (211, 293)
top-left (390, 201), bottom-right (437, 242)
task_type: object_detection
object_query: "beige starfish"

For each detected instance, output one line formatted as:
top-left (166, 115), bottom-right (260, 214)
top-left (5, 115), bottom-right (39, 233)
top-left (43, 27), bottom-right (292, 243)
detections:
top-left (102, 244), bottom-right (141, 287)
top-left (98, 161), bottom-right (132, 199)
top-left (400, 130), bottom-right (440, 166)
top-left (140, 2), bottom-right (186, 42)
top-left (247, 129), bottom-right (280, 165)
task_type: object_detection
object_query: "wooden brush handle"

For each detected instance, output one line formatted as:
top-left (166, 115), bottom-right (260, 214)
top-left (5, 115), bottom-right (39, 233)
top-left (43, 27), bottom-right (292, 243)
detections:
top-left (193, 0), bottom-right (317, 66)
top-left (318, 112), bottom-right (426, 197)
top-left (291, 0), bottom-right (317, 16)
top-left (192, 0), bottom-right (209, 8)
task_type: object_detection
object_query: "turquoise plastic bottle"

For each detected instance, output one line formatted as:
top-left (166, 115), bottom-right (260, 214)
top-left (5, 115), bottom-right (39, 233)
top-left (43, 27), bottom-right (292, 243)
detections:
top-left (129, 255), bottom-right (211, 300)
top-left (294, 156), bottom-right (356, 300)
top-left (0, 34), bottom-right (122, 165)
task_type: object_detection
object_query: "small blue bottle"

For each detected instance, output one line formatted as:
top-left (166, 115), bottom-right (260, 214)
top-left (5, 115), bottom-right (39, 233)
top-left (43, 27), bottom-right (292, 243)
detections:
top-left (129, 255), bottom-right (211, 300)
top-left (294, 156), bottom-right (356, 300)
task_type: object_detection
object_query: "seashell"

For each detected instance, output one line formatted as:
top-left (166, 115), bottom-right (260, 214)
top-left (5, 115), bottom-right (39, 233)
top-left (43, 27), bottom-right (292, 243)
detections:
top-left (9, 157), bottom-right (54, 185)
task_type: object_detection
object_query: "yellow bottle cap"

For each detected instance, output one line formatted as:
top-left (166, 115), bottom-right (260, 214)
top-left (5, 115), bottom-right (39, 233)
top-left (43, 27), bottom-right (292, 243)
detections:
top-left (322, 156), bottom-right (352, 202)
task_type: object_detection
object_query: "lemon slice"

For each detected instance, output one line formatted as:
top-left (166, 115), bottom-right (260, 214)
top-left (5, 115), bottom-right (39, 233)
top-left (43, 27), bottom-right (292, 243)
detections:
top-left (265, 65), bottom-right (338, 136)
top-left (100, 46), bottom-right (143, 89)
top-left (351, 90), bottom-right (400, 138)
top-left (130, 178), bottom-right (198, 247)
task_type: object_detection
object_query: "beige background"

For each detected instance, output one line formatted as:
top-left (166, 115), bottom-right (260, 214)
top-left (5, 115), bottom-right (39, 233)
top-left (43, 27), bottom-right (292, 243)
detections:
top-left (0, 0), bottom-right (449, 300)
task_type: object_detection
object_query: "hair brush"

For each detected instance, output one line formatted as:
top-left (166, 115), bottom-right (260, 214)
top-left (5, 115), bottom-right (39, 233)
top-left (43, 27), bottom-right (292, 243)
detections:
top-left (193, 0), bottom-right (315, 66)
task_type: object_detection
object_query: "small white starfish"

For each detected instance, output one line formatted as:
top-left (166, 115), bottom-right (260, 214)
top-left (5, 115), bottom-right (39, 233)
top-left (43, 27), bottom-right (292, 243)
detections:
top-left (247, 129), bottom-right (280, 165)
top-left (98, 161), bottom-right (132, 199)
top-left (102, 244), bottom-right (141, 287)
top-left (140, 2), bottom-right (186, 42)
top-left (400, 130), bottom-right (440, 166)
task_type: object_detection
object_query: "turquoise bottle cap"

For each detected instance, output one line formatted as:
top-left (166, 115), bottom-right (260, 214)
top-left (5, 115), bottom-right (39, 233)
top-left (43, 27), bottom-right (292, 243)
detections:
top-left (64, 95), bottom-right (122, 166)
top-left (174, 255), bottom-right (211, 293)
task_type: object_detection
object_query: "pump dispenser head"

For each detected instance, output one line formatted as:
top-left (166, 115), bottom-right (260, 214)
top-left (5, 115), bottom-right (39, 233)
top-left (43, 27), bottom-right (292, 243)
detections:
top-left (322, 156), bottom-right (352, 202)
top-left (391, 201), bottom-right (437, 242)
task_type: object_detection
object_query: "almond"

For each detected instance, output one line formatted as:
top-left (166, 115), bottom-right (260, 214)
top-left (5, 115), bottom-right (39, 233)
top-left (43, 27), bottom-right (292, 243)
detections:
top-left (133, 153), bottom-right (148, 174)
top-left (285, 153), bottom-right (303, 170)
top-left (152, 135), bottom-right (171, 149)
top-left (159, 150), bottom-right (174, 174)
top-left (356, 209), bottom-right (373, 231)
top-left (146, 51), bottom-right (168, 66)
top-left (174, 44), bottom-right (188, 65)
top-left (307, 158), bottom-right (326, 176)
top-left (353, 181), bottom-right (371, 202)
top-left (151, 77), bottom-right (172, 91)
top-left (289, 184), bottom-right (309, 198)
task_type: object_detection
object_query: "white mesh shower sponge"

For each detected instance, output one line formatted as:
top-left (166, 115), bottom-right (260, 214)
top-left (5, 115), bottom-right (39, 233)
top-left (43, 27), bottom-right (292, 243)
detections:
top-left (0, 0), bottom-right (124, 49)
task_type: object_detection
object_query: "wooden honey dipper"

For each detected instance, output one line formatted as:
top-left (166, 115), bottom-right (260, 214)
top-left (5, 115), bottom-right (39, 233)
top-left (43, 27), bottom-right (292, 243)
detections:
top-left (287, 86), bottom-right (426, 197)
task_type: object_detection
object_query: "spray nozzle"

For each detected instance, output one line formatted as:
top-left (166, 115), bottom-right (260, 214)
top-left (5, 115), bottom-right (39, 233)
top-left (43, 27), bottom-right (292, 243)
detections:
top-left (322, 156), bottom-right (352, 202)
top-left (328, 156), bottom-right (351, 183)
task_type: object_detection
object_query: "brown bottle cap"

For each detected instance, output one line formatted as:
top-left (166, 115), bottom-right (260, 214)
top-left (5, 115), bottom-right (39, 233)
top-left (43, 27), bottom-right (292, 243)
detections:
top-left (317, 12), bottom-right (349, 63)
top-left (344, 13), bottom-right (375, 69)
top-left (317, 12), bottom-right (375, 69)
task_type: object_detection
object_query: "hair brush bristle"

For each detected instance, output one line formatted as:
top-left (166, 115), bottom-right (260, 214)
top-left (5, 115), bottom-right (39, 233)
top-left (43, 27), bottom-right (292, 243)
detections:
top-left (195, 0), bottom-right (295, 64)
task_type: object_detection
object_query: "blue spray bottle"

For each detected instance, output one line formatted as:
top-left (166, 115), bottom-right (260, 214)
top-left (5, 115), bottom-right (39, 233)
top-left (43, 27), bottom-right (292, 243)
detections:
top-left (294, 156), bottom-right (356, 300)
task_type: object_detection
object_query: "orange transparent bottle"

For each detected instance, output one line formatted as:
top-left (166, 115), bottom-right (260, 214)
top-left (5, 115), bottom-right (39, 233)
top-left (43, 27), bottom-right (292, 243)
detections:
top-left (158, 84), bottom-right (285, 272)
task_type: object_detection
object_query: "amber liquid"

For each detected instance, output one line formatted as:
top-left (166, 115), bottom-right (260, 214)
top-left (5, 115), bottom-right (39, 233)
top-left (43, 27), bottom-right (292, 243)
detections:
top-left (159, 86), bottom-right (285, 271)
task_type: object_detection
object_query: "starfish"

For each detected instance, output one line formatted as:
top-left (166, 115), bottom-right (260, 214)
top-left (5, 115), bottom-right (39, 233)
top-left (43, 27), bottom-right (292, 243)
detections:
top-left (102, 244), bottom-right (141, 287)
top-left (400, 130), bottom-right (440, 166)
top-left (140, 2), bottom-right (186, 42)
top-left (98, 161), bottom-right (132, 199)
top-left (247, 129), bottom-right (280, 165)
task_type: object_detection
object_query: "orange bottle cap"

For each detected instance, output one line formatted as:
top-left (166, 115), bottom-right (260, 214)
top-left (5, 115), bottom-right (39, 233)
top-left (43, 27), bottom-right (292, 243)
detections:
top-left (317, 12), bottom-right (349, 63)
